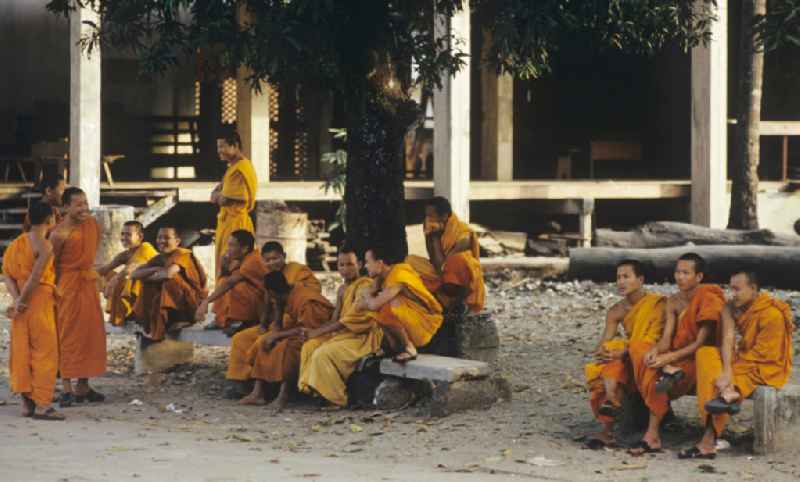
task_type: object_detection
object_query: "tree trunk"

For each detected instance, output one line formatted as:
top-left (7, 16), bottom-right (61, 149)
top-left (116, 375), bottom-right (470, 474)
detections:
top-left (729, 0), bottom-right (766, 230)
top-left (595, 221), bottom-right (800, 248)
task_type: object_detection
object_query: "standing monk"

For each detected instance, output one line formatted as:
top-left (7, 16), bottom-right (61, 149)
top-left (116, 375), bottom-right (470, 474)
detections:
top-left (97, 220), bottom-right (158, 326)
top-left (584, 259), bottom-right (665, 448)
top-left (131, 227), bottom-right (207, 341)
top-left (23, 173), bottom-right (66, 232)
top-left (627, 253), bottom-right (725, 455)
top-left (243, 271), bottom-right (334, 412)
top-left (360, 244), bottom-right (443, 363)
top-left (406, 196), bottom-right (485, 313)
top-left (223, 241), bottom-right (320, 399)
top-left (212, 130), bottom-right (257, 277)
top-left (3, 202), bottom-right (64, 420)
top-left (50, 187), bottom-right (107, 406)
top-left (680, 270), bottom-right (794, 459)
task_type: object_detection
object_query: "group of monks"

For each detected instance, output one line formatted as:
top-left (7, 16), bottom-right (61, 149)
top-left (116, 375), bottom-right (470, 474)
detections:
top-left (585, 253), bottom-right (794, 459)
top-left (4, 129), bottom-right (487, 418)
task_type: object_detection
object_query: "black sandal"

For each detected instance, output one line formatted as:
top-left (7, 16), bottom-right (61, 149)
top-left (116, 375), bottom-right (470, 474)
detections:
top-left (678, 446), bottom-right (716, 460)
top-left (584, 437), bottom-right (617, 450)
top-left (655, 369), bottom-right (685, 393)
top-left (628, 440), bottom-right (663, 456)
top-left (597, 400), bottom-right (622, 418)
top-left (32, 407), bottom-right (66, 421)
top-left (704, 397), bottom-right (741, 415)
top-left (75, 389), bottom-right (105, 403)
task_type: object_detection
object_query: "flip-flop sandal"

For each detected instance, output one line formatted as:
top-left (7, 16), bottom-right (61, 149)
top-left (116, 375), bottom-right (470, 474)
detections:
top-left (393, 352), bottom-right (418, 364)
top-left (678, 446), bottom-right (716, 460)
top-left (21, 395), bottom-right (35, 417)
top-left (655, 370), bottom-right (685, 393)
top-left (597, 401), bottom-right (622, 418)
top-left (58, 392), bottom-right (75, 407)
top-left (583, 437), bottom-right (616, 450)
top-left (704, 397), bottom-right (741, 415)
top-left (75, 389), bottom-right (106, 404)
top-left (628, 440), bottom-right (663, 456)
top-left (32, 407), bottom-right (66, 421)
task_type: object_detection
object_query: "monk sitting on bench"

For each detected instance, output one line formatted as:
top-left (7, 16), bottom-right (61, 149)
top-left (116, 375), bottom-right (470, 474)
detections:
top-left (131, 226), bottom-right (208, 341)
top-left (680, 269), bottom-right (794, 460)
top-left (97, 220), bottom-right (158, 326)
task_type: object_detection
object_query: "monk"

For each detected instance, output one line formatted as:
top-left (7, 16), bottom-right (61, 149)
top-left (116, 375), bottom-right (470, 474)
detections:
top-left (50, 187), bottom-right (107, 406)
top-left (223, 241), bottom-right (321, 399)
top-left (298, 245), bottom-right (381, 408)
top-left (195, 230), bottom-right (267, 332)
top-left (406, 196), bottom-right (485, 314)
top-left (680, 270), bottom-right (794, 459)
top-left (243, 271), bottom-right (334, 412)
top-left (627, 252), bottom-right (725, 455)
top-left (584, 259), bottom-right (665, 448)
top-left (22, 173), bottom-right (65, 233)
top-left (3, 202), bottom-right (64, 420)
top-left (97, 220), bottom-right (158, 326)
top-left (131, 226), bottom-right (208, 341)
top-left (359, 244), bottom-right (443, 363)
top-left (212, 130), bottom-right (257, 277)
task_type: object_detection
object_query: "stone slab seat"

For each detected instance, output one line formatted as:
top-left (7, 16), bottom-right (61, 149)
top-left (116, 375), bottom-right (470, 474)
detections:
top-left (750, 383), bottom-right (800, 455)
top-left (379, 354), bottom-right (490, 382)
top-left (105, 321), bottom-right (231, 347)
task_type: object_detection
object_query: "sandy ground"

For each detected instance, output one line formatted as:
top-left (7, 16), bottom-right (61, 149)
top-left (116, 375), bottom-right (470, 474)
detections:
top-left (1, 272), bottom-right (800, 482)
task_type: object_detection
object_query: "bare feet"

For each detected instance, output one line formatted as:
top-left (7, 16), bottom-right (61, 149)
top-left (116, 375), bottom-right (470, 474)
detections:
top-left (393, 345), bottom-right (418, 363)
top-left (267, 383), bottom-right (290, 414)
top-left (32, 406), bottom-right (66, 421)
top-left (584, 431), bottom-right (615, 449)
top-left (21, 396), bottom-right (34, 417)
top-left (662, 364), bottom-right (681, 375)
top-left (238, 392), bottom-right (267, 406)
top-left (720, 386), bottom-right (740, 404)
top-left (628, 434), bottom-right (662, 456)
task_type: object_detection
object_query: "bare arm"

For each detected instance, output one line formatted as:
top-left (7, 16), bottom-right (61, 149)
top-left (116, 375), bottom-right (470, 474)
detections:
top-left (97, 250), bottom-right (130, 277)
top-left (17, 236), bottom-right (54, 308)
top-left (719, 304), bottom-right (737, 377)
top-left (130, 257), bottom-right (163, 281)
top-left (206, 271), bottom-right (243, 303)
top-left (666, 324), bottom-right (711, 363)
top-left (593, 303), bottom-right (623, 355)
top-left (655, 296), bottom-right (679, 354)
top-left (362, 284), bottom-right (403, 312)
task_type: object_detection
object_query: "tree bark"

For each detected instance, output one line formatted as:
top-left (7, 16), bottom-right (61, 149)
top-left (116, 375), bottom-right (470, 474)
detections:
top-left (595, 221), bottom-right (800, 248)
top-left (729, 0), bottom-right (766, 230)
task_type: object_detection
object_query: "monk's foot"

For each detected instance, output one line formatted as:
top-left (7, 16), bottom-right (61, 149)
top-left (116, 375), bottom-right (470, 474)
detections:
top-left (32, 406), bottom-right (66, 421)
top-left (21, 395), bottom-right (35, 417)
top-left (677, 446), bottom-right (716, 460)
top-left (597, 400), bottom-right (622, 418)
top-left (238, 392), bottom-right (267, 406)
top-left (268, 391), bottom-right (290, 415)
top-left (628, 439), bottom-right (663, 456)
top-left (393, 345), bottom-right (418, 364)
top-left (583, 432), bottom-right (615, 450)
top-left (720, 387), bottom-right (740, 404)
top-left (75, 388), bottom-right (106, 404)
top-left (57, 392), bottom-right (75, 408)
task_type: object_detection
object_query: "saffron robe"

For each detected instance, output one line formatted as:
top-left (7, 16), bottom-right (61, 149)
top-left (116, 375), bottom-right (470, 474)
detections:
top-left (584, 293), bottom-right (665, 422)
top-left (105, 242), bottom-right (158, 326)
top-left (298, 277), bottom-right (382, 406)
top-left (54, 217), bottom-right (107, 378)
top-left (696, 294), bottom-right (794, 435)
top-left (376, 263), bottom-right (443, 348)
top-left (215, 158), bottom-right (257, 274)
top-left (4, 234), bottom-right (59, 407)
top-left (213, 251), bottom-right (268, 328)
top-left (629, 284), bottom-right (725, 417)
top-left (133, 248), bottom-right (208, 341)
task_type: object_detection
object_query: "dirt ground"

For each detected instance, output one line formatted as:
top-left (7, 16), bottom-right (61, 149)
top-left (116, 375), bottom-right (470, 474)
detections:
top-left (2, 272), bottom-right (799, 482)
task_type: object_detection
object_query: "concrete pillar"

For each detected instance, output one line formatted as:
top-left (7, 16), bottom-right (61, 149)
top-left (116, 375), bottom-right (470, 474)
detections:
top-left (433, 3), bottom-right (471, 221)
top-left (481, 31), bottom-right (514, 181)
top-left (69, 5), bottom-right (101, 207)
top-left (691, 0), bottom-right (727, 228)
top-left (236, 72), bottom-right (270, 185)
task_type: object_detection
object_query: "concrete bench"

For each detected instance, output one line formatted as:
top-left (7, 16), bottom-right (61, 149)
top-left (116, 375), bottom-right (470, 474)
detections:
top-left (750, 384), bottom-right (800, 455)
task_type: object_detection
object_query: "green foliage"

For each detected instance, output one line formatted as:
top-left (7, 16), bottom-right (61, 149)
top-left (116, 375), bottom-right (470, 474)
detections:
top-left (756, 0), bottom-right (800, 51)
top-left (320, 128), bottom-right (348, 233)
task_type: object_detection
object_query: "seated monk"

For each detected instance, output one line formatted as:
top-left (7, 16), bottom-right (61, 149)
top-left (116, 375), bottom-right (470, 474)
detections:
top-left (195, 230), bottom-right (267, 332)
top-left (359, 244), bottom-right (443, 363)
top-left (406, 196), bottom-right (485, 314)
top-left (242, 271), bottom-right (334, 412)
top-left (223, 241), bottom-right (321, 399)
top-left (298, 244), bottom-right (381, 408)
top-left (131, 226), bottom-right (208, 341)
top-left (627, 253), bottom-right (725, 455)
top-left (3, 202), bottom-right (64, 420)
top-left (680, 270), bottom-right (794, 459)
top-left (97, 220), bottom-right (158, 326)
top-left (583, 259), bottom-right (665, 449)
top-left (22, 173), bottom-right (65, 233)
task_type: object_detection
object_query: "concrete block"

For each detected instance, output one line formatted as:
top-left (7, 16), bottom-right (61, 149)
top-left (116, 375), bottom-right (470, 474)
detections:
top-left (177, 327), bottom-right (231, 347)
top-left (134, 335), bottom-right (194, 374)
top-left (428, 376), bottom-right (511, 417)
top-left (192, 244), bottom-right (215, 288)
top-left (374, 377), bottom-right (417, 410)
top-left (753, 384), bottom-right (800, 455)
top-left (455, 312), bottom-right (499, 364)
top-left (92, 205), bottom-right (135, 267)
top-left (380, 354), bottom-right (490, 383)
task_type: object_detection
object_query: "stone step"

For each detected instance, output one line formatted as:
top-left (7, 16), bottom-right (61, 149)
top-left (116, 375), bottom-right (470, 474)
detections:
top-left (380, 354), bottom-right (490, 382)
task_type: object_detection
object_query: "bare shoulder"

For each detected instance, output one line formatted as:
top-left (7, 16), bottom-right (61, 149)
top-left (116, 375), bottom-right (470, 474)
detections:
top-left (607, 299), bottom-right (628, 321)
top-left (666, 293), bottom-right (682, 310)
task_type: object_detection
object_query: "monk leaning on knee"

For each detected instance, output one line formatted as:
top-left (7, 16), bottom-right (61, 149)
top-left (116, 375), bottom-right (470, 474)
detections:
top-left (4, 202), bottom-right (64, 420)
top-left (627, 252), bottom-right (725, 456)
top-left (684, 270), bottom-right (794, 459)
top-left (584, 259), bottom-right (665, 448)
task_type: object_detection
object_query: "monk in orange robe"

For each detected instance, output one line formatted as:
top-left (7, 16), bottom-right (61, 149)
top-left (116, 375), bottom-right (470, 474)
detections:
top-left (97, 220), bottom-right (158, 326)
top-left (406, 196), bottom-right (485, 313)
top-left (627, 253), bottom-right (725, 455)
top-left (22, 173), bottom-right (65, 233)
top-left (583, 259), bottom-right (665, 448)
top-left (360, 244), bottom-right (443, 363)
top-left (242, 270), bottom-right (334, 412)
top-left (131, 226), bottom-right (208, 341)
top-left (212, 130), bottom-right (257, 277)
top-left (680, 270), bottom-right (794, 459)
top-left (50, 187), bottom-right (107, 406)
top-left (3, 202), bottom-right (64, 420)
top-left (223, 241), bottom-right (321, 399)
top-left (195, 230), bottom-right (267, 331)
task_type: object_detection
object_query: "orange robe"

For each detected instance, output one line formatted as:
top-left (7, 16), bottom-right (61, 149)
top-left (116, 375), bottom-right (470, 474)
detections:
top-left (4, 234), bottom-right (59, 407)
top-left (226, 262), bottom-right (321, 381)
top-left (212, 251), bottom-right (268, 328)
top-left (629, 284), bottom-right (725, 417)
top-left (250, 286), bottom-right (334, 382)
top-left (696, 294), bottom-right (794, 435)
top-left (215, 158), bottom-right (257, 274)
top-left (133, 248), bottom-right (208, 341)
top-left (105, 242), bottom-right (159, 326)
top-left (584, 292), bottom-right (665, 423)
top-left (406, 213), bottom-right (485, 313)
top-left (376, 263), bottom-right (443, 348)
top-left (55, 217), bottom-right (107, 379)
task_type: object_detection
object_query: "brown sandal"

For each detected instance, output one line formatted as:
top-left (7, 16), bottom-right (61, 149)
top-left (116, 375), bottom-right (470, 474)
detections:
top-left (32, 407), bottom-right (66, 421)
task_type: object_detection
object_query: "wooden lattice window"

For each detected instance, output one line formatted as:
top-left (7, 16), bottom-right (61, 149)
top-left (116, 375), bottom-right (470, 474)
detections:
top-left (221, 78), bottom-right (237, 124)
top-left (194, 81), bottom-right (201, 116)
top-left (269, 85), bottom-right (280, 179)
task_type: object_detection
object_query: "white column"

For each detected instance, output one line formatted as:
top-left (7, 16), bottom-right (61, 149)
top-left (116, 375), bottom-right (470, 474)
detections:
top-left (481, 70), bottom-right (514, 181)
top-left (433, 3), bottom-right (471, 221)
top-left (691, 0), bottom-right (727, 228)
top-left (236, 72), bottom-right (270, 186)
top-left (69, 5), bottom-right (101, 207)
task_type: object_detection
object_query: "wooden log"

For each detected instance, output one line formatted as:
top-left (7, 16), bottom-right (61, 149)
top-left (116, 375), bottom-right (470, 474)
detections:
top-left (595, 221), bottom-right (800, 248)
top-left (569, 245), bottom-right (800, 289)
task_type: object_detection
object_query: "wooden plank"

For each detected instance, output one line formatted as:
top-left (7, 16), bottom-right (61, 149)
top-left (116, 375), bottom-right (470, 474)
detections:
top-left (0, 224), bottom-right (22, 230)
top-left (759, 121), bottom-right (800, 136)
top-left (136, 194), bottom-right (177, 227)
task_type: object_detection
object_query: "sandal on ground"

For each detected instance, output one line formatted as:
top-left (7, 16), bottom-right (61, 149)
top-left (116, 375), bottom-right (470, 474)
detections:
top-left (21, 395), bottom-right (35, 417)
top-left (597, 400), bottom-right (622, 418)
top-left (704, 397), bottom-right (741, 415)
top-left (393, 351), bottom-right (417, 364)
top-left (677, 446), bottom-right (716, 460)
top-left (655, 369), bottom-right (685, 393)
top-left (58, 392), bottom-right (75, 407)
top-left (75, 389), bottom-right (105, 403)
top-left (628, 440), bottom-right (663, 456)
top-left (584, 437), bottom-right (616, 450)
top-left (32, 407), bottom-right (66, 421)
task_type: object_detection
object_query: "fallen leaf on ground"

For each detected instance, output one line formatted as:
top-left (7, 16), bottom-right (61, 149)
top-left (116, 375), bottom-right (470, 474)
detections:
top-left (527, 456), bottom-right (564, 467)
top-left (608, 463), bottom-right (647, 471)
top-left (350, 424), bottom-right (363, 433)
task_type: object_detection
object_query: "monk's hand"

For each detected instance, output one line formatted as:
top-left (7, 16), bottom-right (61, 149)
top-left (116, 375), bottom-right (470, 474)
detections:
top-left (649, 353), bottom-right (674, 369)
top-left (604, 349), bottom-right (626, 361)
top-left (643, 348), bottom-right (659, 366)
top-left (195, 301), bottom-right (209, 322)
top-left (715, 373), bottom-right (732, 393)
top-left (261, 333), bottom-right (278, 351)
top-left (297, 328), bottom-right (309, 342)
